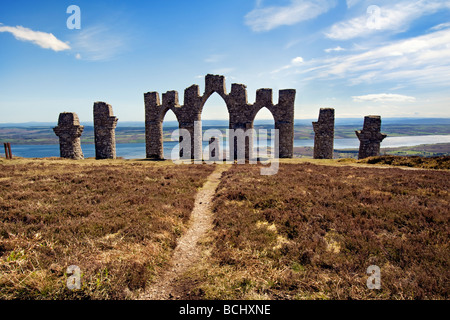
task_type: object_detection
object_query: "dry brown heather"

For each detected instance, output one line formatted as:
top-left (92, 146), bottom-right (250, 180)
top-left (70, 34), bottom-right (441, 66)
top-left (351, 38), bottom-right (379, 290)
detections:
top-left (0, 158), bottom-right (214, 299)
top-left (360, 155), bottom-right (450, 170)
top-left (185, 163), bottom-right (449, 300)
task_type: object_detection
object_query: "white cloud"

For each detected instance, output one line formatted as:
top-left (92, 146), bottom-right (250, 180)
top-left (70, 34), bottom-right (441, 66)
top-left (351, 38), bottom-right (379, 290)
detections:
top-left (352, 93), bottom-right (416, 103)
top-left (0, 24), bottom-right (70, 51)
top-left (75, 53), bottom-right (81, 60)
top-left (245, 0), bottom-right (337, 32)
top-left (324, 46), bottom-right (345, 53)
top-left (299, 28), bottom-right (450, 87)
top-left (291, 56), bottom-right (304, 65)
top-left (326, 1), bottom-right (450, 40)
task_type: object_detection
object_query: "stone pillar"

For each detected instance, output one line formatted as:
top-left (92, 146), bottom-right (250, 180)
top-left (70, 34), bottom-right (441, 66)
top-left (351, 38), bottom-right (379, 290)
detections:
top-left (276, 89), bottom-right (296, 158)
top-left (93, 102), bottom-right (118, 159)
top-left (144, 92), bottom-right (164, 159)
top-left (147, 121), bottom-right (164, 159)
top-left (355, 115), bottom-right (387, 159)
top-left (312, 108), bottom-right (335, 159)
top-left (53, 112), bottom-right (84, 159)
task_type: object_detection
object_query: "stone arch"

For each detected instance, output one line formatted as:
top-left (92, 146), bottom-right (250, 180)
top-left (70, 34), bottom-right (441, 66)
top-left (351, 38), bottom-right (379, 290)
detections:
top-left (200, 74), bottom-right (230, 108)
top-left (161, 108), bottom-right (179, 159)
top-left (201, 92), bottom-right (228, 161)
top-left (201, 89), bottom-right (229, 110)
top-left (252, 106), bottom-right (276, 159)
top-left (200, 92), bottom-right (230, 117)
top-left (144, 74), bottom-right (296, 160)
top-left (144, 91), bottom-right (183, 159)
top-left (248, 88), bottom-right (296, 158)
top-left (251, 106), bottom-right (276, 124)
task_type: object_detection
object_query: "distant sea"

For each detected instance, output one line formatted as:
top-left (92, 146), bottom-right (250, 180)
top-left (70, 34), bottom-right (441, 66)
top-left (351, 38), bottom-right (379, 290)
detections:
top-left (8, 135), bottom-right (450, 159)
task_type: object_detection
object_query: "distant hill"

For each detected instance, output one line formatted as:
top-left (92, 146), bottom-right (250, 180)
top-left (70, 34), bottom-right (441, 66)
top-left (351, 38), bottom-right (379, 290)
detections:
top-left (1, 118), bottom-right (450, 128)
top-left (296, 118), bottom-right (450, 126)
top-left (0, 122), bottom-right (58, 127)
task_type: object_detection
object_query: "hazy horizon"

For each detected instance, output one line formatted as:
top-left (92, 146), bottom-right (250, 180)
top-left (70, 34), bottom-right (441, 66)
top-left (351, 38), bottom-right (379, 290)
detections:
top-left (2, 117), bottom-right (450, 128)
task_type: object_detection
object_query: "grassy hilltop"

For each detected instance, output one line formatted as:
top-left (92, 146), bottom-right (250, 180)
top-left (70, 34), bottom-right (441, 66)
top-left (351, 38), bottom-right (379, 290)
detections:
top-left (184, 161), bottom-right (449, 299)
top-left (0, 157), bottom-right (449, 299)
top-left (0, 158), bottom-right (214, 299)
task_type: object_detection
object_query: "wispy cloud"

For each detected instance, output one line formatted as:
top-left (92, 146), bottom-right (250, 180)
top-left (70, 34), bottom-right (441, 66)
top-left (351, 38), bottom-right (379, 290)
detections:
top-left (324, 46), bottom-right (345, 53)
top-left (271, 56), bottom-right (304, 73)
top-left (245, 0), bottom-right (337, 32)
top-left (430, 22), bottom-right (450, 31)
top-left (352, 93), bottom-right (416, 103)
top-left (298, 28), bottom-right (450, 86)
top-left (255, 0), bottom-right (264, 8)
top-left (326, 0), bottom-right (450, 40)
top-left (0, 24), bottom-right (70, 51)
top-left (346, 0), bottom-right (361, 8)
top-left (70, 25), bottom-right (126, 61)
top-left (205, 54), bottom-right (226, 63)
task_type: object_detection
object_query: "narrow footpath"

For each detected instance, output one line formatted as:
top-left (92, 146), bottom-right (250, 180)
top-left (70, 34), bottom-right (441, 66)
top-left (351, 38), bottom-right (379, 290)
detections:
top-left (140, 164), bottom-right (229, 300)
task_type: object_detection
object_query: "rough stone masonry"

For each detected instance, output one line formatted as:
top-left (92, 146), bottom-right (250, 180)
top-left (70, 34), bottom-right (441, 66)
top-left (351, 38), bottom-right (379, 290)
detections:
top-left (355, 115), bottom-right (387, 159)
top-left (312, 108), bottom-right (335, 159)
top-left (144, 74), bottom-right (296, 160)
top-left (53, 112), bottom-right (84, 159)
top-left (93, 102), bottom-right (118, 159)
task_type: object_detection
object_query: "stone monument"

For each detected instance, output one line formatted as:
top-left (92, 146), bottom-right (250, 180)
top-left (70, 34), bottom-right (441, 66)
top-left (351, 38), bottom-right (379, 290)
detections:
top-left (144, 74), bottom-right (295, 160)
top-left (312, 108), bottom-right (335, 159)
top-left (355, 115), bottom-right (387, 159)
top-left (93, 102), bottom-right (118, 159)
top-left (53, 112), bottom-right (84, 159)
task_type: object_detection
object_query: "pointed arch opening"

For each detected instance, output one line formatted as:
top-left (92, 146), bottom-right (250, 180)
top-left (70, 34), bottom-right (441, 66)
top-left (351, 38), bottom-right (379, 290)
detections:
top-left (162, 109), bottom-right (179, 159)
top-left (201, 92), bottom-right (228, 161)
top-left (253, 107), bottom-right (276, 160)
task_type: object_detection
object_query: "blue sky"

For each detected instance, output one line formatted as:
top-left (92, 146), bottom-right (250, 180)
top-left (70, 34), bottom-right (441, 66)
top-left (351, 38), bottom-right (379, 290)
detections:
top-left (1, 0), bottom-right (449, 123)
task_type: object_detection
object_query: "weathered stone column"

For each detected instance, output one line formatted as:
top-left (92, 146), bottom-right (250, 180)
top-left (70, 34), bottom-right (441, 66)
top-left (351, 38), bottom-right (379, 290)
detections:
top-left (144, 92), bottom-right (164, 159)
top-left (93, 102), bottom-right (118, 159)
top-left (276, 89), bottom-right (296, 158)
top-left (312, 108), bottom-right (335, 159)
top-left (53, 112), bottom-right (84, 159)
top-left (355, 115), bottom-right (387, 159)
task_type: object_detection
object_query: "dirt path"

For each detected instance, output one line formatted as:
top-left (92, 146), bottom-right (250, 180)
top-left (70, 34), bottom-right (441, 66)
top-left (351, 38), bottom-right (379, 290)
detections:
top-left (140, 164), bottom-right (229, 300)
